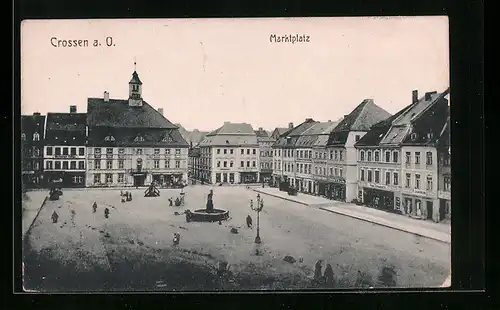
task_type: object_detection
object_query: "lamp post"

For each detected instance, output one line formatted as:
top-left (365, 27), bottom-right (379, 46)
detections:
top-left (251, 194), bottom-right (264, 244)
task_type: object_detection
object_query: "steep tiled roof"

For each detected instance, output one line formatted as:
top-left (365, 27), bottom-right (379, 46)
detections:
top-left (176, 124), bottom-right (208, 146)
top-left (189, 147), bottom-right (201, 157)
top-left (392, 90), bottom-right (448, 126)
top-left (129, 71), bottom-right (142, 85)
top-left (200, 122), bottom-right (257, 146)
top-left (87, 98), bottom-right (177, 129)
top-left (87, 127), bottom-right (188, 147)
top-left (206, 122), bottom-right (255, 136)
top-left (273, 119), bottom-right (317, 148)
top-left (332, 99), bottom-right (391, 133)
top-left (45, 113), bottom-right (87, 145)
top-left (254, 129), bottom-right (270, 138)
top-left (21, 114), bottom-right (46, 137)
top-left (295, 121), bottom-right (339, 147)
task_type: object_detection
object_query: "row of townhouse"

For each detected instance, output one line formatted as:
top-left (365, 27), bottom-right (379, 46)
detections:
top-left (21, 69), bottom-right (190, 189)
top-left (355, 89), bottom-right (451, 222)
top-left (272, 99), bottom-right (392, 203)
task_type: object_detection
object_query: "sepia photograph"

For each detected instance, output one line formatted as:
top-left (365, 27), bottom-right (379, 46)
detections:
top-left (20, 17), bottom-right (451, 292)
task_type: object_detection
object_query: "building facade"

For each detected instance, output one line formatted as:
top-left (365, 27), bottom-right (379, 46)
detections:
top-left (356, 89), bottom-right (450, 222)
top-left (437, 116), bottom-right (451, 221)
top-left (86, 70), bottom-right (189, 188)
top-left (21, 112), bottom-right (46, 189)
top-left (326, 99), bottom-right (392, 202)
top-left (198, 122), bottom-right (259, 184)
top-left (255, 127), bottom-right (274, 183)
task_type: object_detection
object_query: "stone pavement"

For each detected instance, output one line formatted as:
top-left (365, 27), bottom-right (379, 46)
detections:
top-left (253, 187), bottom-right (451, 244)
top-left (22, 190), bottom-right (49, 238)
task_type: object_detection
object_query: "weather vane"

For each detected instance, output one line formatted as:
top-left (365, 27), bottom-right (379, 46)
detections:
top-left (134, 57), bottom-right (137, 71)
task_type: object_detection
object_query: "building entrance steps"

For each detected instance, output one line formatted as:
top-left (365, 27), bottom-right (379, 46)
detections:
top-left (253, 187), bottom-right (450, 244)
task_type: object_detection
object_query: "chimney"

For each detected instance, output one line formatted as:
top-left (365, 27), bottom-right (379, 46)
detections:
top-left (70, 105), bottom-right (77, 113)
top-left (104, 91), bottom-right (109, 102)
top-left (33, 112), bottom-right (41, 116)
top-left (288, 122), bottom-right (294, 129)
top-left (412, 90), bottom-right (418, 104)
top-left (327, 120), bottom-right (331, 122)
top-left (425, 91), bottom-right (437, 101)
top-left (305, 118), bottom-right (313, 122)
top-left (258, 127), bottom-right (263, 131)
top-left (158, 108), bottom-right (164, 115)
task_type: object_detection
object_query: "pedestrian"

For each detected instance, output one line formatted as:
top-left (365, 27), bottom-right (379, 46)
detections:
top-left (51, 211), bottom-right (59, 223)
top-left (246, 214), bottom-right (253, 228)
top-left (172, 232), bottom-right (180, 245)
top-left (169, 198), bottom-right (173, 207)
top-left (128, 192), bottom-right (133, 201)
top-left (104, 207), bottom-right (109, 219)
top-left (324, 263), bottom-right (335, 287)
top-left (314, 260), bottom-right (323, 281)
top-left (92, 202), bottom-right (97, 213)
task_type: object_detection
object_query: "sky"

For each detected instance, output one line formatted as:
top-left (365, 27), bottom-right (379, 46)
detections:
top-left (21, 17), bottom-right (449, 132)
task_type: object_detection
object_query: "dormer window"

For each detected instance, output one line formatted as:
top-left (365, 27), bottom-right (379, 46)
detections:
top-left (134, 135), bottom-right (145, 142)
top-left (21, 133), bottom-right (26, 140)
top-left (33, 132), bottom-right (40, 141)
top-left (105, 134), bottom-right (116, 142)
top-left (410, 133), bottom-right (418, 141)
top-left (72, 137), bottom-right (76, 140)
top-left (55, 136), bottom-right (59, 140)
top-left (162, 134), bottom-right (173, 142)
top-left (427, 132), bottom-right (434, 139)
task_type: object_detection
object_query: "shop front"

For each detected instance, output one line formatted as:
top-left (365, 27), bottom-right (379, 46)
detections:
top-left (401, 193), bottom-right (437, 221)
top-left (316, 181), bottom-right (327, 196)
top-left (22, 171), bottom-right (44, 189)
top-left (240, 172), bottom-right (258, 184)
top-left (152, 173), bottom-right (184, 188)
top-left (259, 171), bottom-right (273, 184)
top-left (42, 171), bottom-right (85, 188)
top-left (362, 187), bottom-right (394, 211)
top-left (325, 177), bottom-right (346, 201)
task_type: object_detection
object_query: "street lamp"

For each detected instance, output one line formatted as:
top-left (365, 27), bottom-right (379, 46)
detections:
top-left (250, 194), bottom-right (264, 244)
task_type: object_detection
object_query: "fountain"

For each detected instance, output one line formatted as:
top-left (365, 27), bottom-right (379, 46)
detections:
top-left (185, 189), bottom-right (229, 222)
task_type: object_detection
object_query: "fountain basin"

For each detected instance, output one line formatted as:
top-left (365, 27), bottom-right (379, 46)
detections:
top-left (185, 209), bottom-right (229, 222)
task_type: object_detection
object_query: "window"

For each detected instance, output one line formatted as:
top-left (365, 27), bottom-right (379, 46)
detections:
top-left (34, 148), bottom-right (41, 156)
top-left (385, 151), bottom-right (391, 162)
top-left (62, 161), bottom-right (69, 170)
top-left (253, 149), bottom-right (256, 155)
top-left (72, 176), bottom-right (83, 184)
top-left (393, 151), bottom-right (399, 163)
top-left (62, 147), bottom-right (69, 155)
top-left (405, 152), bottom-right (411, 164)
top-left (393, 172), bottom-right (399, 185)
top-left (79, 147), bottom-right (85, 156)
top-left (79, 161), bottom-right (85, 170)
top-left (46, 161), bottom-right (53, 169)
top-left (154, 160), bottom-right (160, 168)
top-left (118, 173), bottom-right (124, 183)
top-left (55, 147), bottom-right (61, 155)
top-left (300, 150), bottom-right (303, 158)
top-left (405, 173), bottom-right (411, 188)
top-left (355, 135), bottom-right (360, 142)
top-left (426, 175), bottom-right (433, 190)
top-left (360, 151), bottom-right (365, 161)
top-left (107, 148), bottom-right (113, 155)
top-left (95, 160), bottom-right (101, 169)
top-left (175, 149), bottom-right (181, 155)
top-left (330, 167), bottom-right (333, 175)
top-left (106, 160), bottom-right (113, 169)
top-left (367, 151), bottom-right (372, 161)
top-left (154, 148), bottom-right (160, 155)
top-left (165, 148), bottom-right (171, 155)
top-left (415, 174), bottom-right (421, 189)
top-left (165, 160), bottom-right (170, 168)
top-left (136, 148), bottom-right (143, 155)
top-left (329, 151), bottom-right (333, 160)
top-left (386, 172), bottom-right (391, 185)
top-left (33, 132), bottom-right (40, 141)
top-left (315, 167), bottom-right (318, 175)
top-left (252, 161), bottom-right (256, 167)
top-left (223, 161), bottom-right (227, 168)
top-left (375, 151), bottom-right (380, 162)
top-left (375, 170), bottom-right (380, 183)
top-left (444, 176), bottom-right (451, 191)
top-left (334, 168), bottom-right (338, 176)
top-left (360, 169), bottom-right (365, 181)
top-left (106, 173), bottom-right (113, 183)
top-left (309, 150), bottom-right (312, 158)
top-left (94, 147), bottom-right (101, 154)
top-left (339, 151), bottom-right (343, 161)
top-left (241, 149), bottom-right (244, 155)
top-left (415, 152), bottom-right (421, 165)
top-left (216, 173), bottom-right (221, 183)
top-left (426, 152), bottom-right (433, 165)
top-left (134, 135), bottom-right (144, 142)
top-left (217, 161), bottom-right (221, 168)
top-left (230, 161), bottom-right (234, 167)
top-left (175, 160), bottom-right (180, 168)
top-left (230, 149), bottom-right (234, 154)
top-left (367, 170), bottom-right (373, 182)
top-left (241, 161), bottom-right (244, 167)
top-left (70, 161), bottom-right (76, 169)
top-left (94, 174), bottom-right (101, 184)
top-left (46, 147), bottom-right (53, 156)
top-left (247, 161), bottom-right (250, 167)
top-left (21, 133), bottom-right (26, 140)
top-left (223, 149), bottom-right (227, 154)
top-left (334, 151), bottom-right (338, 160)
top-left (339, 169), bottom-right (343, 177)
top-left (55, 161), bottom-right (61, 170)
top-left (247, 149), bottom-right (250, 155)
top-left (308, 165), bottom-right (311, 174)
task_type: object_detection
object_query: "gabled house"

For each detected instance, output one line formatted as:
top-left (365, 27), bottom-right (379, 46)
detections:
top-left (326, 99), bottom-right (391, 202)
top-left (254, 127), bottom-right (274, 183)
top-left (21, 112), bottom-right (46, 189)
